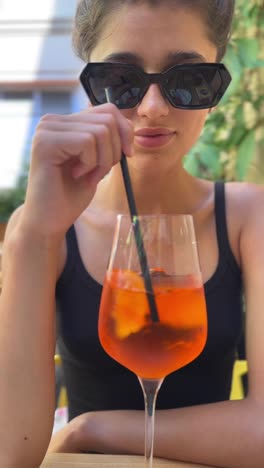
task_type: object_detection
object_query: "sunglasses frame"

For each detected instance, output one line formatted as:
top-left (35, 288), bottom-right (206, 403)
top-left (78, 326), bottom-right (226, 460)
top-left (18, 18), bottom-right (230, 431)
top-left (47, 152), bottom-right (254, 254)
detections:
top-left (80, 62), bottom-right (232, 110)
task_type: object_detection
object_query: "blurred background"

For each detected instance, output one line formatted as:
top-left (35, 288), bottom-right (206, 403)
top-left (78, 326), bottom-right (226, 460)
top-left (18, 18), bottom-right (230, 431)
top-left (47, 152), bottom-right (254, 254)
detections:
top-left (0, 0), bottom-right (264, 239)
top-left (0, 0), bottom-right (85, 238)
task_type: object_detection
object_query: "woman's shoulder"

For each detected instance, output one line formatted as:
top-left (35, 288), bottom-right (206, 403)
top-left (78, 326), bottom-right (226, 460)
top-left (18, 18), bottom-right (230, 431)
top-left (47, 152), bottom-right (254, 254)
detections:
top-left (225, 181), bottom-right (264, 212)
top-left (225, 180), bottom-right (264, 194)
top-left (225, 181), bottom-right (264, 242)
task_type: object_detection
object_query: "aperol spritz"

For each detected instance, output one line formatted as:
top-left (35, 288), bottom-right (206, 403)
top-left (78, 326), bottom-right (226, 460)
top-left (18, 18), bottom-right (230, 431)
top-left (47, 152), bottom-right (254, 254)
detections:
top-left (99, 215), bottom-right (207, 468)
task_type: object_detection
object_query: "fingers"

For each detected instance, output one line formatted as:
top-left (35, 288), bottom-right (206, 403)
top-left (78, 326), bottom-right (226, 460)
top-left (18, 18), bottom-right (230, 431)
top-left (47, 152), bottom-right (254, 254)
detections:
top-left (70, 122), bottom-right (121, 179)
top-left (41, 103), bottom-right (134, 157)
top-left (33, 103), bottom-right (134, 186)
top-left (87, 104), bottom-right (134, 156)
top-left (36, 121), bottom-right (123, 181)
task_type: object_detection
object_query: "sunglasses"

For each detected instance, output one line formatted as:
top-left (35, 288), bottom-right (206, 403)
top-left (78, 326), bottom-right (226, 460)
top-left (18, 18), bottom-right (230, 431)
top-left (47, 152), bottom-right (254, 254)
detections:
top-left (80, 62), bottom-right (231, 110)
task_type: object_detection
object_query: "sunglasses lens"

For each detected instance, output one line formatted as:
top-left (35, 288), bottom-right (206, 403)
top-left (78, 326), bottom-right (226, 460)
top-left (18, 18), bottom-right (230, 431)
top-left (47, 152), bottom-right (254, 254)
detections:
top-left (84, 64), bottom-right (144, 108)
top-left (165, 65), bottom-right (228, 109)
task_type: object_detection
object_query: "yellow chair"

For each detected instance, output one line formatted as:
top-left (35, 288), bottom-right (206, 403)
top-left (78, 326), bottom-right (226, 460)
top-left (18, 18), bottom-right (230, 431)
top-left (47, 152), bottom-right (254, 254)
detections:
top-left (55, 354), bottom-right (68, 408)
top-left (230, 360), bottom-right (248, 400)
top-left (54, 354), bottom-right (62, 366)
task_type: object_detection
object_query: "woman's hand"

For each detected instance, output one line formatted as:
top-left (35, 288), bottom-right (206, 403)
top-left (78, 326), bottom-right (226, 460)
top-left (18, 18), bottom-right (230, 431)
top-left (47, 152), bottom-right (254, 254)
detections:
top-left (20, 103), bottom-right (133, 238)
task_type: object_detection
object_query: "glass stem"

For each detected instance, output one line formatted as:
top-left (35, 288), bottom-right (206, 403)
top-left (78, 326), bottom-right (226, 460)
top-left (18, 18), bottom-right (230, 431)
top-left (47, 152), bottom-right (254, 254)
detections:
top-left (138, 377), bottom-right (164, 468)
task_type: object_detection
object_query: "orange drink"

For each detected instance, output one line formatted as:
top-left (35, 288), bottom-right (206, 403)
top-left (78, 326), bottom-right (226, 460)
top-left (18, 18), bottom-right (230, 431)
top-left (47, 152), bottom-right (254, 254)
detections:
top-left (99, 269), bottom-right (207, 379)
top-left (98, 214), bottom-right (207, 468)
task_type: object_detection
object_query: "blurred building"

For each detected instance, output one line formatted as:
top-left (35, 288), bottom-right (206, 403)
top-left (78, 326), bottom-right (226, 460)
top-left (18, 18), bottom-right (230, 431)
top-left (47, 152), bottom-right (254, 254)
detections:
top-left (0, 0), bottom-right (86, 189)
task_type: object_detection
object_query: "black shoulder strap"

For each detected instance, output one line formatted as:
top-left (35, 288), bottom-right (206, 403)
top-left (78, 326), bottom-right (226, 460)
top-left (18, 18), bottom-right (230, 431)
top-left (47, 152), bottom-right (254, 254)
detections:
top-left (214, 181), bottom-right (230, 257)
top-left (65, 225), bottom-right (80, 259)
top-left (60, 224), bottom-right (83, 279)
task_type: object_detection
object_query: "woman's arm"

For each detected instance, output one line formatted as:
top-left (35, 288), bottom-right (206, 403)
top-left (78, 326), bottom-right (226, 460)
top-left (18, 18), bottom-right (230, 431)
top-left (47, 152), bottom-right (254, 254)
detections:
top-left (49, 397), bottom-right (263, 468)
top-left (0, 215), bottom-right (61, 468)
top-left (0, 105), bottom-right (133, 468)
top-left (48, 184), bottom-right (264, 468)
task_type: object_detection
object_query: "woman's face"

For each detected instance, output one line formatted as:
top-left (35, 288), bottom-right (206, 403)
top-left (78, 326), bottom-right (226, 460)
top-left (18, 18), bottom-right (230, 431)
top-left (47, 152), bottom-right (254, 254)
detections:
top-left (90, 3), bottom-right (217, 169)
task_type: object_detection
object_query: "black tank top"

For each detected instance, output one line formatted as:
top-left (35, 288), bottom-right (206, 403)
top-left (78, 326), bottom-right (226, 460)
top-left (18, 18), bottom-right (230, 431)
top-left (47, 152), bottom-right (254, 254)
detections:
top-left (56, 182), bottom-right (243, 421)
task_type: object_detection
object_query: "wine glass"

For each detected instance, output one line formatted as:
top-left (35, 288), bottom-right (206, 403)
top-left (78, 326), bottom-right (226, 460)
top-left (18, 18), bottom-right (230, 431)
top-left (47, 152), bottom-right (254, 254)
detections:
top-left (99, 214), bottom-right (207, 468)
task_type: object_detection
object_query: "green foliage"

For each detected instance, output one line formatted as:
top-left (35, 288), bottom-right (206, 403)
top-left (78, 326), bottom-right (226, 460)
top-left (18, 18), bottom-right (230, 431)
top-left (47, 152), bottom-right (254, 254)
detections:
top-left (0, 172), bottom-right (28, 223)
top-left (185, 0), bottom-right (264, 181)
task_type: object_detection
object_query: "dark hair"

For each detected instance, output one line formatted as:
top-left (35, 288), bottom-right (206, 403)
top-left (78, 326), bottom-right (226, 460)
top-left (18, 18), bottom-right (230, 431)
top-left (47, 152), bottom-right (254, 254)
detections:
top-left (73, 0), bottom-right (235, 62)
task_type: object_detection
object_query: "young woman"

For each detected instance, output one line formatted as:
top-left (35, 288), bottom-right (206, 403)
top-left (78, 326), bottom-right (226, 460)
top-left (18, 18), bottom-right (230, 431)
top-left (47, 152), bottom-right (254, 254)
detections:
top-left (1, 1), bottom-right (264, 467)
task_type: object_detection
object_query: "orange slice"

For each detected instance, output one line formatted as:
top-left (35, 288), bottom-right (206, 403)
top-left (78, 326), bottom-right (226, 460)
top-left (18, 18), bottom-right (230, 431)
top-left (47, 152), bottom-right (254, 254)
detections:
top-left (109, 270), bottom-right (149, 339)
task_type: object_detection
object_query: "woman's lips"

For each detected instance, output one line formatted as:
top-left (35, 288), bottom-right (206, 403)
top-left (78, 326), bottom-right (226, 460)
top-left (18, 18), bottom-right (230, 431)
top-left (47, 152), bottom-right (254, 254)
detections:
top-left (134, 128), bottom-right (176, 148)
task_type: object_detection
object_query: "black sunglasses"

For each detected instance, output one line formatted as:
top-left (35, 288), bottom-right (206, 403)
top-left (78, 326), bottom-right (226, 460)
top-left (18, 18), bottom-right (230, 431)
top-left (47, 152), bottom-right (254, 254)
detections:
top-left (80, 62), bottom-right (231, 110)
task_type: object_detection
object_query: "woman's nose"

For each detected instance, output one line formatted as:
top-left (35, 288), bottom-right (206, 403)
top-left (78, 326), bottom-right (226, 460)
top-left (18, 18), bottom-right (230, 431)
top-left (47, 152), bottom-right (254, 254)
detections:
top-left (137, 84), bottom-right (170, 119)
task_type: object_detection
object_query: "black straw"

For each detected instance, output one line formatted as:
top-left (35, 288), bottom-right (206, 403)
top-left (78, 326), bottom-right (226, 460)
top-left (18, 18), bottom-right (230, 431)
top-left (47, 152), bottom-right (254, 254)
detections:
top-left (105, 88), bottom-right (159, 322)
top-left (120, 155), bottom-right (159, 323)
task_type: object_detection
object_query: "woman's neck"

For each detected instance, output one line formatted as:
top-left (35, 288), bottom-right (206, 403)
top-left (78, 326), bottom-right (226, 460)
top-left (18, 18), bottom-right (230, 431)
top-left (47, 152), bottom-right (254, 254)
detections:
top-left (89, 163), bottom-right (212, 216)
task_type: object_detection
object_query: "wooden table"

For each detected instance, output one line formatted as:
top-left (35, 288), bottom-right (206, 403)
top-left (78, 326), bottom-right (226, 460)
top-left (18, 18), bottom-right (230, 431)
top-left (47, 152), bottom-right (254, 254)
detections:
top-left (40, 454), bottom-right (215, 467)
